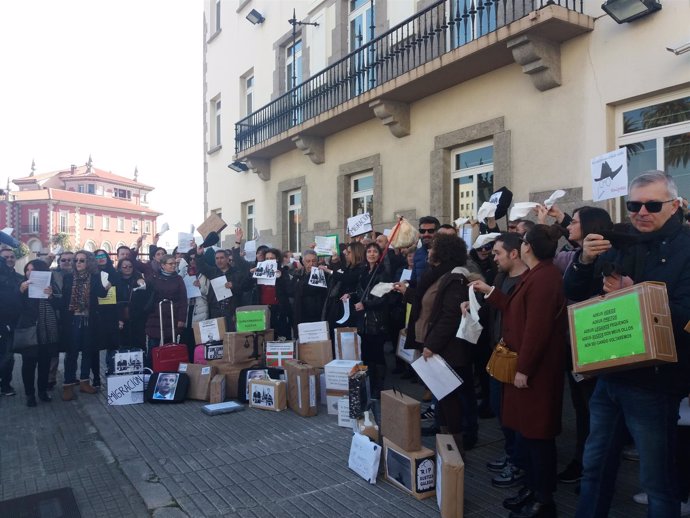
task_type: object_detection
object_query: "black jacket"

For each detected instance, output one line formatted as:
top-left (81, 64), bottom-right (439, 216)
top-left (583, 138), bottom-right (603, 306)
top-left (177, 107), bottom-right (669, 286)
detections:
top-left (356, 265), bottom-right (390, 336)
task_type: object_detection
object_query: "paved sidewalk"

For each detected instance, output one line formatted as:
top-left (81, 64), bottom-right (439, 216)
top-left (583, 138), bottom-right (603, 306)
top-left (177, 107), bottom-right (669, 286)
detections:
top-left (1, 352), bottom-right (648, 517)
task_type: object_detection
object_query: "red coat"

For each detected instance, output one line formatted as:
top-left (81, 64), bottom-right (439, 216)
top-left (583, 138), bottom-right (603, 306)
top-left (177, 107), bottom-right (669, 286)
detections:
top-left (486, 260), bottom-right (567, 439)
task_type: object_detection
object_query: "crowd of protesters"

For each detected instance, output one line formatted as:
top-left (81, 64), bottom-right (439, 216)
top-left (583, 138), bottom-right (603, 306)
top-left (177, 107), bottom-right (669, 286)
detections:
top-left (0, 170), bottom-right (689, 517)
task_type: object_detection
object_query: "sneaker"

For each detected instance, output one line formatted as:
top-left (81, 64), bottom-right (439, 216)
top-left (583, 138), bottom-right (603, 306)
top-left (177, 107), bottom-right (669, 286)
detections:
top-left (492, 464), bottom-right (526, 488)
top-left (622, 446), bottom-right (640, 461)
top-left (1, 386), bottom-right (16, 396)
top-left (487, 455), bottom-right (510, 472)
top-left (632, 492), bottom-right (647, 505)
top-left (421, 406), bottom-right (436, 421)
top-left (557, 460), bottom-right (583, 484)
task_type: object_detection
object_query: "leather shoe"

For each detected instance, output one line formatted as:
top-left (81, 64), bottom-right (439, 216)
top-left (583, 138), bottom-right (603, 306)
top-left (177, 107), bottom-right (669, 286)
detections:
top-left (503, 487), bottom-right (534, 511)
top-left (509, 500), bottom-right (557, 518)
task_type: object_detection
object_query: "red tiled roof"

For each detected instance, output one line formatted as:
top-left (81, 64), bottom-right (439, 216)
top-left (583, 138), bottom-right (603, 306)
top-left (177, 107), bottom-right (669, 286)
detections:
top-left (13, 165), bottom-right (154, 190)
top-left (10, 189), bottom-right (161, 215)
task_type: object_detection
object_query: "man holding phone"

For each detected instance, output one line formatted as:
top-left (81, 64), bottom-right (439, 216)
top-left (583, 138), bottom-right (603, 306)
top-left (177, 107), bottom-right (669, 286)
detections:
top-left (565, 171), bottom-right (690, 517)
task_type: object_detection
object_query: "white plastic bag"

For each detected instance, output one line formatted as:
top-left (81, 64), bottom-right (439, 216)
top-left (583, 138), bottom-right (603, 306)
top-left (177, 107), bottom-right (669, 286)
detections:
top-left (456, 287), bottom-right (483, 344)
top-left (348, 432), bottom-right (381, 484)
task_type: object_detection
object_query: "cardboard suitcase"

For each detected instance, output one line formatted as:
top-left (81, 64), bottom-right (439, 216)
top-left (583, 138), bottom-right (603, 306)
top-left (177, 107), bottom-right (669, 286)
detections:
top-left (207, 359), bottom-right (258, 399)
top-left (178, 363), bottom-right (216, 401)
top-left (235, 305), bottom-right (271, 333)
top-left (436, 434), bottom-right (465, 518)
top-left (209, 374), bottom-right (226, 404)
top-left (248, 379), bottom-right (287, 411)
top-left (237, 367), bottom-right (285, 403)
top-left (223, 330), bottom-right (274, 365)
top-left (383, 437), bottom-right (436, 500)
top-left (380, 389), bottom-right (421, 452)
top-left (145, 372), bottom-right (190, 403)
top-left (284, 360), bottom-right (319, 417)
top-left (297, 340), bottom-right (333, 368)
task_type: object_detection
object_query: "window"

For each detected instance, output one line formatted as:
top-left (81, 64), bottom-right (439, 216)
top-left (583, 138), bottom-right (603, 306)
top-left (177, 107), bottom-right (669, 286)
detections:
top-left (131, 219), bottom-right (140, 233)
top-left (245, 75), bottom-right (254, 116)
top-left (102, 215), bottom-right (110, 230)
top-left (451, 143), bottom-right (494, 220)
top-left (117, 217), bottom-right (125, 232)
top-left (101, 242), bottom-right (112, 253)
top-left (29, 210), bottom-right (40, 233)
top-left (87, 184), bottom-right (95, 194)
top-left (351, 173), bottom-right (374, 220)
top-left (114, 188), bottom-right (131, 200)
top-left (78, 184), bottom-right (85, 193)
top-left (144, 220), bottom-right (151, 234)
top-left (286, 40), bottom-right (302, 91)
top-left (349, 0), bottom-right (375, 94)
top-left (59, 212), bottom-right (69, 233)
top-left (84, 240), bottom-right (96, 252)
top-left (287, 190), bottom-right (302, 253)
top-left (617, 93), bottom-right (690, 214)
top-left (245, 202), bottom-right (255, 240)
top-left (85, 214), bottom-right (95, 230)
top-left (215, 0), bottom-right (221, 33)
top-left (211, 96), bottom-right (222, 148)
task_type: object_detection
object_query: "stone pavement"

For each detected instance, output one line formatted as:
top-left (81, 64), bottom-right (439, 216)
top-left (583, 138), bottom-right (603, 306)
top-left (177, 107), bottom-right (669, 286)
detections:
top-left (0, 351), bottom-right (648, 517)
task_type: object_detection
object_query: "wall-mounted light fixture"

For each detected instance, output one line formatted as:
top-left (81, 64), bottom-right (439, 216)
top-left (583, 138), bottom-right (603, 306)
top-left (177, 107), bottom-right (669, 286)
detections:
top-left (228, 160), bottom-right (249, 172)
top-left (601, 0), bottom-right (661, 24)
top-left (246, 9), bottom-right (265, 25)
top-left (667, 40), bottom-right (690, 56)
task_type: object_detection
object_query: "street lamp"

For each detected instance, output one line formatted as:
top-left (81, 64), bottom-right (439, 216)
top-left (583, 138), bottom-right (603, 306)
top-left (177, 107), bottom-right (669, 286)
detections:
top-left (246, 9), bottom-right (265, 25)
top-left (601, 0), bottom-right (661, 24)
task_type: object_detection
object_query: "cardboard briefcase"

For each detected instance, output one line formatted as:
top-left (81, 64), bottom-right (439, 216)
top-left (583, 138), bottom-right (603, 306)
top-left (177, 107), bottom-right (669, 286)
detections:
top-left (380, 389), bottom-right (421, 452)
top-left (436, 434), bottom-right (464, 518)
top-left (284, 360), bottom-right (319, 417)
top-left (223, 330), bottom-right (274, 365)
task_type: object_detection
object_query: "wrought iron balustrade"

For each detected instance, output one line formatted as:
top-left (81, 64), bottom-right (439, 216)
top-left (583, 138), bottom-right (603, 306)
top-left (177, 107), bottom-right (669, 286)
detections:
top-left (235, 0), bottom-right (583, 154)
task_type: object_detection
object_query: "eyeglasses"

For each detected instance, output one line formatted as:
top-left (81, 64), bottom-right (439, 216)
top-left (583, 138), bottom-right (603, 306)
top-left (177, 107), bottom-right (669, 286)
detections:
top-left (121, 265), bottom-right (133, 269)
top-left (625, 199), bottom-right (674, 213)
top-left (164, 262), bottom-right (176, 266)
top-left (418, 228), bottom-right (436, 234)
top-left (479, 245), bottom-right (494, 252)
top-left (60, 259), bottom-right (73, 263)
top-left (75, 259), bottom-right (87, 263)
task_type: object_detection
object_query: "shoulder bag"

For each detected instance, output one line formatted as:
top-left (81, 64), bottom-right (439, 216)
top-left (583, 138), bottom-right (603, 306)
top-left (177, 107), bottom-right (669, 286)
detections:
top-left (486, 339), bottom-right (518, 384)
top-left (13, 325), bottom-right (39, 352)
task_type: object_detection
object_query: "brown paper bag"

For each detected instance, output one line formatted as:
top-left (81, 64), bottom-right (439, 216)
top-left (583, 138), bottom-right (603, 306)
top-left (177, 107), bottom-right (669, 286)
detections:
top-left (380, 389), bottom-right (421, 451)
top-left (284, 360), bottom-right (320, 417)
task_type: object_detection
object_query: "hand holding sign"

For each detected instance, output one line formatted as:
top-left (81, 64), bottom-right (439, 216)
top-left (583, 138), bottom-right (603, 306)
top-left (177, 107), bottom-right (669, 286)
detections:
top-left (347, 213), bottom-right (372, 238)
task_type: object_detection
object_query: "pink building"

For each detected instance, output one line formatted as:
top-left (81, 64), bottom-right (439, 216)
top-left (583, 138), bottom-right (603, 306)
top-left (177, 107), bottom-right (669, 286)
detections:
top-left (0, 161), bottom-right (161, 257)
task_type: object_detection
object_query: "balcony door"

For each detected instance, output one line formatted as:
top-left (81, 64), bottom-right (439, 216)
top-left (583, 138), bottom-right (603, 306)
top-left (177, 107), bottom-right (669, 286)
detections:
top-left (349, 0), bottom-right (375, 95)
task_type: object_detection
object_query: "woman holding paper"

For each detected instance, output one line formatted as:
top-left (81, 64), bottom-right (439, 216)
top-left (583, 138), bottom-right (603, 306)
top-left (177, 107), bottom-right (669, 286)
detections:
top-left (91, 249), bottom-right (120, 387)
top-left (17, 260), bottom-right (60, 407)
top-left (471, 224), bottom-right (567, 518)
top-left (113, 258), bottom-right (147, 349)
top-left (60, 250), bottom-right (110, 400)
top-left (323, 241), bottom-right (365, 332)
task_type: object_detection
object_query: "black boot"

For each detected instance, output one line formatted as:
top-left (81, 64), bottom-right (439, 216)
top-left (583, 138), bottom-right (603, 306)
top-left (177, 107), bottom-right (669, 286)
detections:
top-left (503, 487), bottom-right (534, 511)
top-left (38, 391), bottom-right (52, 402)
top-left (508, 501), bottom-right (557, 518)
top-left (26, 395), bottom-right (37, 407)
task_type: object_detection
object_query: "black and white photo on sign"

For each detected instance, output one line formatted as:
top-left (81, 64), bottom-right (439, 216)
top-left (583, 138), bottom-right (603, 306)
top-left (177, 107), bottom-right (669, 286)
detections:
top-left (251, 383), bottom-right (275, 408)
top-left (347, 212), bottom-right (372, 237)
top-left (153, 373), bottom-right (179, 401)
top-left (591, 147), bottom-right (628, 202)
top-left (254, 259), bottom-right (277, 286)
top-left (245, 369), bottom-right (269, 400)
top-left (114, 351), bottom-right (144, 374)
top-left (308, 267), bottom-right (328, 288)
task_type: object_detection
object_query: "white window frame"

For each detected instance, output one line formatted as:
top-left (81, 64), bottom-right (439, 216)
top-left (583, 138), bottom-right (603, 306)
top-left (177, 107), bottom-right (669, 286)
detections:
top-left (144, 220), bottom-right (151, 234)
top-left (214, 0), bottom-right (221, 33)
top-left (287, 190), bottom-right (302, 253)
top-left (102, 215), bottom-right (110, 231)
top-left (615, 89), bottom-right (690, 220)
top-left (117, 217), bottom-right (125, 232)
top-left (29, 209), bottom-right (40, 233)
top-left (451, 141), bottom-right (494, 220)
top-left (286, 39), bottom-right (302, 91)
top-left (351, 172), bottom-right (374, 219)
top-left (131, 219), bottom-right (140, 233)
top-left (59, 211), bottom-right (69, 233)
top-left (85, 213), bottom-right (95, 230)
top-left (245, 74), bottom-right (254, 116)
top-left (245, 202), bottom-right (255, 240)
top-left (211, 95), bottom-right (222, 148)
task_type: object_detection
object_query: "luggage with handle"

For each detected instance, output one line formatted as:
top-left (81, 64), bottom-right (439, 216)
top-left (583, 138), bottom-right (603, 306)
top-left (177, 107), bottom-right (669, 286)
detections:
top-left (145, 371), bottom-right (190, 403)
top-left (151, 299), bottom-right (189, 372)
top-left (193, 340), bottom-right (224, 364)
top-left (237, 367), bottom-right (285, 403)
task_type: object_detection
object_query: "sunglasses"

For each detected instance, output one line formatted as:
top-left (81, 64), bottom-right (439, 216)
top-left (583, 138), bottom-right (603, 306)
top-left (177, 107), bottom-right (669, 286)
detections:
top-left (95, 254), bottom-right (107, 259)
top-left (479, 244), bottom-right (494, 252)
top-left (625, 199), bottom-right (674, 213)
top-left (418, 228), bottom-right (436, 234)
top-left (60, 258), bottom-right (72, 263)
top-left (121, 264), bottom-right (133, 269)
top-left (75, 259), bottom-right (87, 263)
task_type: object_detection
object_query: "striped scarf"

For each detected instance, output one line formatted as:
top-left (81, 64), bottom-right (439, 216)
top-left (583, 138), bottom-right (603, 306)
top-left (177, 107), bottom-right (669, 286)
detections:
top-left (37, 300), bottom-right (60, 345)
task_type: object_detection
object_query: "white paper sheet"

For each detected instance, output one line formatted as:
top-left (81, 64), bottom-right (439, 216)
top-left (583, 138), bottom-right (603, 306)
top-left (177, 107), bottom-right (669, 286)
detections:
top-left (412, 355), bottom-right (463, 400)
top-left (476, 201), bottom-right (497, 221)
top-left (336, 299), bottom-right (351, 324)
top-left (177, 232), bottom-right (194, 253)
top-left (591, 147), bottom-right (628, 202)
top-left (28, 270), bottom-right (51, 299)
top-left (399, 269), bottom-right (412, 282)
top-left (472, 233), bottom-right (501, 249)
top-left (100, 271), bottom-right (110, 288)
top-left (370, 282), bottom-right (394, 297)
top-left (509, 202), bottom-right (539, 221)
top-left (244, 240), bottom-right (257, 262)
top-left (314, 236), bottom-right (337, 256)
top-left (210, 276), bottom-right (233, 301)
top-left (679, 397), bottom-right (690, 426)
top-left (253, 260), bottom-right (277, 280)
top-left (183, 275), bottom-right (202, 298)
top-left (198, 318), bottom-right (221, 342)
top-left (454, 217), bottom-right (469, 227)
top-left (544, 189), bottom-right (566, 209)
top-left (159, 222), bottom-right (170, 234)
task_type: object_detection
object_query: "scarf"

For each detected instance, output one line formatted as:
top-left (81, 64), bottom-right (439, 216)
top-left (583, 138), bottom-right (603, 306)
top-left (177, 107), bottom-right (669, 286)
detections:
top-left (37, 300), bottom-right (60, 345)
top-left (69, 270), bottom-right (91, 313)
top-left (618, 215), bottom-right (683, 281)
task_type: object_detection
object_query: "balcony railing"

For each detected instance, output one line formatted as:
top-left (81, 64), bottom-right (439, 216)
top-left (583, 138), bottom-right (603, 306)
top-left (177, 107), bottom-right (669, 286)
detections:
top-left (19, 225), bottom-right (41, 234)
top-left (235, 0), bottom-right (583, 154)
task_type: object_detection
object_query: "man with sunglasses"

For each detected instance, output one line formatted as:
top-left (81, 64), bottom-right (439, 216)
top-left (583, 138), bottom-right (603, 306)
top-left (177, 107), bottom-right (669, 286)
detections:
top-left (565, 171), bottom-right (690, 518)
top-left (410, 216), bottom-right (440, 282)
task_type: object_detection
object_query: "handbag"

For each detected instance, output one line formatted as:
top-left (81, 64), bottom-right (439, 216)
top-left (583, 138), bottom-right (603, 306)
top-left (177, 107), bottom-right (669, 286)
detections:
top-left (486, 339), bottom-right (518, 384)
top-left (13, 325), bottom-right (38, 352)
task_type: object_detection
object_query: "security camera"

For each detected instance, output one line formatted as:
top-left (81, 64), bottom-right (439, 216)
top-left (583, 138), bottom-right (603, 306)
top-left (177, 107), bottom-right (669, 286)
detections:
top-left (666, 41), bottom-right (690, 55)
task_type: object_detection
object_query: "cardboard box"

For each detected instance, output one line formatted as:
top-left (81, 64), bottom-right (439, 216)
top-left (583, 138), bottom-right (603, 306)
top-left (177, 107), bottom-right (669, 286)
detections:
top-left (106, 374), bottom-right (144, 405)
top-left (266, 340), bottom-right (296, 368)
top-left (236, 305), bottom-right (271, 332)
top-left (209, 374), bottom-right (226, 404)
top-left (568, 281), bottom-right (677, 375)
top-left (298, 340), bottom-right (333, 368)
top-left (193, 317), bottom-right (227, 345)
top-left (338, 396), bottom-right (354, 427)
top-left (436, 434), bottom-right (464, 518)
top-left (326, 389), bottom-right (348, 415)
top-left (197, 212), bottom-right (227, 238)
top-left (208, 359), bottom-right (258, 399)
top-left (298, 321), bottom-right (330, 343)
top-left (396, 329), bottom-right (420, 365)
top-left (354, 410), bottom-right (380, 443)
top-left (284, 360), bottom-right (319, 417)
top-left (223, 330), bottom-right (274, 365)
top-left (380, 389), bottom-right (421, 452)
top-left (325, 359), bottom-right (363, 391)
top-left (383, 437), bottom-right (436, 500)
top-left (335, 327), bottom-right (361, 360)
top-left (178, 363), bottom-right (216, 401)
top-left (248, 379), bottom-right (287, 412)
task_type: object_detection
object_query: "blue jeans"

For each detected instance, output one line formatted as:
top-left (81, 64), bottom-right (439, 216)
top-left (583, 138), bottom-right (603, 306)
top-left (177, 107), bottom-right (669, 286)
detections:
top-left (576, 378), bottom-right (681, 518)
top-left (63, 317), bottom-right (92, 385)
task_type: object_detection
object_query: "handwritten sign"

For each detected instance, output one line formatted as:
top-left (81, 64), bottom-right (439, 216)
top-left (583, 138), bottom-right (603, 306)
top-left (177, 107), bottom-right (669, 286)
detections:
top-left (314, 235), bottom-right (338, 256)
top-left (591, 147), bottom-right (628, 202)
top-left (347, 213), bottom-right (372, 237)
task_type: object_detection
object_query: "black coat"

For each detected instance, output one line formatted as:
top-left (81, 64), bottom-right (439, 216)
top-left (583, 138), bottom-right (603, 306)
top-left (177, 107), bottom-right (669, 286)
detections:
top-left (356, 265), bottom-right (391, 336)
top-left (292, 269), bottom-right (328, 327)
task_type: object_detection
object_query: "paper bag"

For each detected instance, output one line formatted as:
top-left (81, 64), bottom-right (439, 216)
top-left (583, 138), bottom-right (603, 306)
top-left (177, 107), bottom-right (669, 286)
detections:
top-left (456, 287), bottom-right (482, 344)
top-left (436, 434), bottom-right (465, 518)
top-left (348, 432), bottom-right (381, 484)
top-left (380, 389), bottom-right (421, 451)
top-left (178, 363), bottom-right (216, 401)
top-left (396, 329), bottom-right (420, 365)
top-left (348, 366), bottom-right (369, 419)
